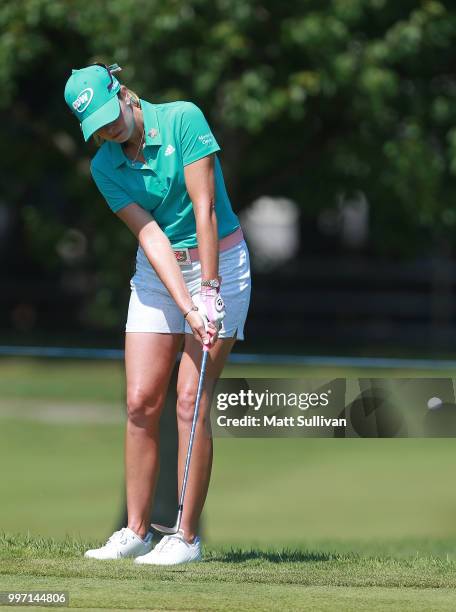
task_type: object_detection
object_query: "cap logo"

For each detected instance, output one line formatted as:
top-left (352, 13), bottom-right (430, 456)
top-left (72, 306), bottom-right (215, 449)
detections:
top-left (73, 88), bottom-right (94, 113)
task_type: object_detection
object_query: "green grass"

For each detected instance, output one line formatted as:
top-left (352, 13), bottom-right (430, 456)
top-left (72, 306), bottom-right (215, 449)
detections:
top-left (0, 359), bottom-right (125, 403)
top-left (2, 357), bottom-right (456, 610)
top-left (1, 418), bottom-right (456, 543)
top-left (1, 533), bottom-right (456, 611)
top-left (2, 357), bottom-right (456, 404)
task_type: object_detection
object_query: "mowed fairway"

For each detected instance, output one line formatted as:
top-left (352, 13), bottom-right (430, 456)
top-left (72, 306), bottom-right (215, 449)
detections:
top-left (1, 357), bottom-right (456, 610)
top-left (1, 534), bottom-right (456, 611)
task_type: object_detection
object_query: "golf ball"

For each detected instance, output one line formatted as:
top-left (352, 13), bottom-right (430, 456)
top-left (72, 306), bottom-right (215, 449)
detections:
top-left (427, 397), bottom-right (443, 410)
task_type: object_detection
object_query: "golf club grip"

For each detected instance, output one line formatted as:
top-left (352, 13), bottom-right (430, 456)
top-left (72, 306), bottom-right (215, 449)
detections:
top-left (204, 323), bottom-right (219, 351)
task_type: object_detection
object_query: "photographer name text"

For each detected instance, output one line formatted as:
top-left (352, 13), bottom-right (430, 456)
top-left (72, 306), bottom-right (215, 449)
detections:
top-left (216, 415), bottom-right (346, 428)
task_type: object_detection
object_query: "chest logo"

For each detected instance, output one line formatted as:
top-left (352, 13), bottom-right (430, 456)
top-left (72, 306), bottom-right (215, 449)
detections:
top-left (165, 144), bottom-right (175, 156)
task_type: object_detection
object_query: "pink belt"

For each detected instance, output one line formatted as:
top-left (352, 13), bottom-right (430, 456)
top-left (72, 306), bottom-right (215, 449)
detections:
top-left (173, 227), bottom-right (244, 265)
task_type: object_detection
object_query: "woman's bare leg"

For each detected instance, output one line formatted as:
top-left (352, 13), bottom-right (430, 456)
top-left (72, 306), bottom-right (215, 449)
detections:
top-left (124, 332), bottom-right (183, 539)
top-left (176, 335), bottom-right (236, 542)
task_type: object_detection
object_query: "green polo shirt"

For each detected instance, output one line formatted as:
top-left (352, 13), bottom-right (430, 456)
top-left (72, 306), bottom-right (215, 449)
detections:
top-left (90, 99), bottom-right (240, 248)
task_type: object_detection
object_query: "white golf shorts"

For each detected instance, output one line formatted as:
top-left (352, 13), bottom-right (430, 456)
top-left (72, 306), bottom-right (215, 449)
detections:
top-left (126, 239), bottom-right (251, 340)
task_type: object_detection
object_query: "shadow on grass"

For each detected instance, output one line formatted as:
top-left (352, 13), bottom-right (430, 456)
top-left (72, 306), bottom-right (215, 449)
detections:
top-left (205, 549), bottom-right (354, 563)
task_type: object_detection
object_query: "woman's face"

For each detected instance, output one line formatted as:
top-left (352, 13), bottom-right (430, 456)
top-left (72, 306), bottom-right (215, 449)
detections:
top-left (94, 93), bottom-right (135, 143)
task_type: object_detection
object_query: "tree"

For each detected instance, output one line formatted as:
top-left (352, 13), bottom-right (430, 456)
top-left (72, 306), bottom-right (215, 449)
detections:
top-left (2, 0), bottom-right (456, 330)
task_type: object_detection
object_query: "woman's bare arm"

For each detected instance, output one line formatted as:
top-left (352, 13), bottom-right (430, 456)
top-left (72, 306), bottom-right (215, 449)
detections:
top-left (184, 154), bottom-right (219, 281)
top-left (117, 204), bottom-right (195, 316)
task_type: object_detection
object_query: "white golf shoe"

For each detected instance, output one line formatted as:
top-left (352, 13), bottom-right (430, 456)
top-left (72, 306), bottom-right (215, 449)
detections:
top-left (84, 527), bottom-right (153, 560)
top-left (135, 529), bottom-right (202, 566)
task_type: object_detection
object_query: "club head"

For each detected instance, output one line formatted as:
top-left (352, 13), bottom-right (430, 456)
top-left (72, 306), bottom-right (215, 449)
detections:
top-left (150, 521), bottom-right (180, 535)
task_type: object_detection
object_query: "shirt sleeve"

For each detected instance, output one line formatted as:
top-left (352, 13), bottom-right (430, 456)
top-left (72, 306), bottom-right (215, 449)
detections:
top-left (180, 102), bottom-right (221, 166)
top-left (90, 162), bottom-right (134, 213)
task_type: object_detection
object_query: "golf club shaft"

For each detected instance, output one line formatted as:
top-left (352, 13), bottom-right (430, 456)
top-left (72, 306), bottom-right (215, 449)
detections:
top-left (178, 347), bottom-right (209, 511)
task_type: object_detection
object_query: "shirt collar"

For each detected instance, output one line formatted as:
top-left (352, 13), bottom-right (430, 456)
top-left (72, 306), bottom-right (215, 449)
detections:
top-left (109, 99), bottom-right (162, 168)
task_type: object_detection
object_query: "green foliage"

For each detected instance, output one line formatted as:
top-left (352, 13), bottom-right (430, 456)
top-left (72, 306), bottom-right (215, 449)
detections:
top-left (2, 1), bottom-right (456, 326)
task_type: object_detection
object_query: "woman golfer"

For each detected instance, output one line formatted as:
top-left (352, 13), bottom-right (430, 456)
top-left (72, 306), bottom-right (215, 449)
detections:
top-left (64, 63), bottom-right (251, 565)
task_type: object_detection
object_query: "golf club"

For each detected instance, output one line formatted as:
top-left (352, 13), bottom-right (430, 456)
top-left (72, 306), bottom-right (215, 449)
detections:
top-left (151, 343), bottom-right (210, 535)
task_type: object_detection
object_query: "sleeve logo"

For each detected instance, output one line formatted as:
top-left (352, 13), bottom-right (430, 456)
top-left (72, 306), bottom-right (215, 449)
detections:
top-left (198, 133), bottom-right (214, 146)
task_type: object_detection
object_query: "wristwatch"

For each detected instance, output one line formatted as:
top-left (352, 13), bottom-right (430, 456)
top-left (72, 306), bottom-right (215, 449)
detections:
top-left (201, 278), bottom-right (220, 289)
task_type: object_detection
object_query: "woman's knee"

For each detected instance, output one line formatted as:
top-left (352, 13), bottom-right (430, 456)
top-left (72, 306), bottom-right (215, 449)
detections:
top-left (126, 387), bottom-right (163, 428)
top-left (176, 386), bottom-right (211, 430)
top-left (176, 386), bottom-right (197, 424)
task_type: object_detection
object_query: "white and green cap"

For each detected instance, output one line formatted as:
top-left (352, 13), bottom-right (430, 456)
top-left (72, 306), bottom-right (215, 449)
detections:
top-left (64, 63), bottom-right (122, 141)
